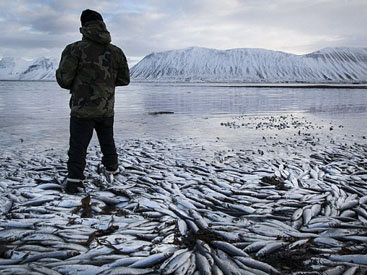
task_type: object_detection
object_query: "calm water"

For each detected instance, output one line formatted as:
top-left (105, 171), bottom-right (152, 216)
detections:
top-left (0, 81), bottom-right (366, 150)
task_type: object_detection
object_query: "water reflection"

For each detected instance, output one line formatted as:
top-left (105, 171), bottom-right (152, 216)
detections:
top-left (117, 83), bottom-right (367, 116)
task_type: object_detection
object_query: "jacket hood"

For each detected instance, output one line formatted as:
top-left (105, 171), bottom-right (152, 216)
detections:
top-left (80, 20), bottom-right (111, 45)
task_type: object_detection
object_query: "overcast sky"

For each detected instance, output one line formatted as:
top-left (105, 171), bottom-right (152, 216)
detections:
top-left (0, 0), bottom-right (366, 65)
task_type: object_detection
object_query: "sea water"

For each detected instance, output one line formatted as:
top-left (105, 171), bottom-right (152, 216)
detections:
top-left (0, 81), bottom-right (366, 150)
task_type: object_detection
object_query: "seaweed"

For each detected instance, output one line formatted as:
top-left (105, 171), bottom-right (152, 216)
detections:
top-left (72, 195), bottom-right (92, 218)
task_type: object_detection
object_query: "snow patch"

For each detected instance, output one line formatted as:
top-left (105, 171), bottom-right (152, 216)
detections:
top-left (0, 57), bottom-right (57, 81)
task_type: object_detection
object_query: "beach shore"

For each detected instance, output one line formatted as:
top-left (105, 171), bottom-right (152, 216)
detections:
top-left (1, 115), bottom-right (367, 273)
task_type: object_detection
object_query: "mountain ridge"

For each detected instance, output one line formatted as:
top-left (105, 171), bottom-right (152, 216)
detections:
top-left (131, 46), bottom-right (367, 83)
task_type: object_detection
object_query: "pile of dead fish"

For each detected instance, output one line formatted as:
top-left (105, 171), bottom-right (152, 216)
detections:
top-left (221, 114), bottom-right (325, 131)
top-left (1, 138), bottom-right (367, 274)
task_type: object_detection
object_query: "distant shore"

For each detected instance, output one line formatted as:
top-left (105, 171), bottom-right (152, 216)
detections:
top-left (1, 79), bottom-right (367, 89)
top-left (133, 81), bottom-right (367, 89)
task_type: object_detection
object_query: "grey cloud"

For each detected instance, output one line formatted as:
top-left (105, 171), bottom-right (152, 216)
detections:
top-left (1, 3), bottom-right (79, 34)
top-left (0, 0), bottom-right (366, 61)
top-left (229, 0), bottom-right (367, 36)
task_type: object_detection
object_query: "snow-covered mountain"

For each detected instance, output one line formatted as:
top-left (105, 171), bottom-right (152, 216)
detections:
top-left (20, 57), bottom-right (57, 80)
top-left (0, 57), bottom-right (31, 80)
top-left (2, 47), bottom-right (367, 82)
top-left (0, 57), bottom-right (57, 80)
top-left (131, 47), bottom-right (367, 83)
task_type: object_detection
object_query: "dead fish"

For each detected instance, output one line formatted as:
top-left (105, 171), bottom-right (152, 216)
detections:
top-left (176, 219), bottom-right (188, 236)
top-left (105, 257), bottom-right (145, 268)
top-left (129, 252), bottom-right (172, 268)
top-left (244, 240), bottom-right (275, 253)
top-left (329, 254), bottom-right (367, 265)
top-left (303, 208), bottom-right (312, 225)
top-left (161, 251), bottom-right (191, 274)
top-left (313, 237), bottom-right (343, 247)
top-left (22, 250), bottom-right (80, 264)
top-left (37, 183), bottom-right (62, 190)
top-left (0, 221), bottom-right (35, 229)
top-left (255, 241), bottom-right (286, 257)
top-left (234, 256), bottom-right (281, 274)
top-left (323, 265), bottom-right (346, 275)
top-left (211, 252), bottom-right (242, 275)
top-left (0, 254), bottom-right (29, 265)
top-left (342, 266), bottom-right (359, 275)
top-left (28, 264), bottom-right (63, 275)
top-left (195, 252), bottom-right (211, 275)
top-left (211, 241), bottom-right (248, 258)
top-left (160, 248), bottom-right (191, 273)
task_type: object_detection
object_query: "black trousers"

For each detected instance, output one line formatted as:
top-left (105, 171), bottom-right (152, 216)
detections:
top-left (67, 116), bottom-right (118, 180)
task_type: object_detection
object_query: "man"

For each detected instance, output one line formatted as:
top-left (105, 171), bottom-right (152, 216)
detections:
top-left (56, 9), bottom-right (130, 194)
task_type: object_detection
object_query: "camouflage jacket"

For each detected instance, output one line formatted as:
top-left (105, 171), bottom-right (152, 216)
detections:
top-left (56, 20), bottom-right (130, 118)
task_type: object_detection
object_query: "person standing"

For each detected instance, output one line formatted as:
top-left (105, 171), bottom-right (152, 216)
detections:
top-left (56, 9), bottom-right (130, 194)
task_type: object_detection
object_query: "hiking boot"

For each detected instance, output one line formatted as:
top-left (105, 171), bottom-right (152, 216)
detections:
top-left (97, 164), bottom-right (119, 175)
top-left (64, 178), bottom-right (85, 194)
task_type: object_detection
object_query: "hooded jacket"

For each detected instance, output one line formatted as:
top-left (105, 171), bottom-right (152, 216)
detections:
top-left (56, 20), bottom-right (130, 118)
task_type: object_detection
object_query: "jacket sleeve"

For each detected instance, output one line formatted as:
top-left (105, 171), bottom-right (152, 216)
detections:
top-left (115, 49), bottom-right (130, 86)
top-left (56, 44), bottom-right (79, 90)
